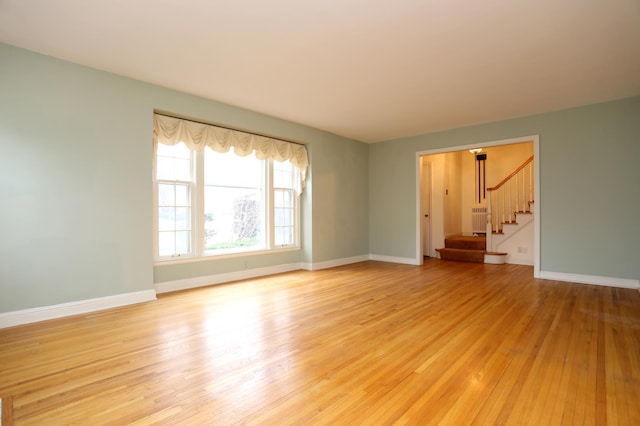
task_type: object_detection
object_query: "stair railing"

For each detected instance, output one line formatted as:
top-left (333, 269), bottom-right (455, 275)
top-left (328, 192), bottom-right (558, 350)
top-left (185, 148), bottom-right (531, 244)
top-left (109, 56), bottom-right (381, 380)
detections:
top-left (486, 155), bottom-right (534, 251)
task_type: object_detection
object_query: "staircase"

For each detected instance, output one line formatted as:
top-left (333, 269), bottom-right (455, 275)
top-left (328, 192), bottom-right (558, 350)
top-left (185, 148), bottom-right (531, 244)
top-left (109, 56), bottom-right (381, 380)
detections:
top-left (489, 202), bottom-right (534, 265)
top-left (486, 155), bottom-right (535, 265)
top-left (435, 155), bottom-right (534, 265)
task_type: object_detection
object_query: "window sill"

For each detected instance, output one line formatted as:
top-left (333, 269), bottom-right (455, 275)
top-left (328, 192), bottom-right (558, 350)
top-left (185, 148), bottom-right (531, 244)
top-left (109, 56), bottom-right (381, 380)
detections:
top-left (153, 246), bottom-right (301, 266)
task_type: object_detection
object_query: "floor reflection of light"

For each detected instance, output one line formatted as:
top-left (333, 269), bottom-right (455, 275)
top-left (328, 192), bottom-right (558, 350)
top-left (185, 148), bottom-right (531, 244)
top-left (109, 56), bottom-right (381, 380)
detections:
top-left (203, 296), bottom-right (262, 354)
top-left (469, 371), bottom-right (484, 391)
top-left (199, 289), bottom-right (298, 411)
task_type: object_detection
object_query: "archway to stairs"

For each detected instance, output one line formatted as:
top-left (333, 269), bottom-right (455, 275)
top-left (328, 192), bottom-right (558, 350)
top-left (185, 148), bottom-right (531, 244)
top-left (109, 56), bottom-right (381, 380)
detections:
top-left (415, 135), bottom-right (540, 277)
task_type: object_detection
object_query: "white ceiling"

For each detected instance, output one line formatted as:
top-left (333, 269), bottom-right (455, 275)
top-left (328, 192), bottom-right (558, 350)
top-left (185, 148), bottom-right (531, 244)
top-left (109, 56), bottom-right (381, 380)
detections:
top-left (1, 1), bottom-right (639, 143)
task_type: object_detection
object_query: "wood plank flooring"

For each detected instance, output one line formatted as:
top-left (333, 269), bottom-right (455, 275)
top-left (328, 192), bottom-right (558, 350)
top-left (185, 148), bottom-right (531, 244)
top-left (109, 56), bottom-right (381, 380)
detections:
top-left (1, 260), bottom-right (639, 425)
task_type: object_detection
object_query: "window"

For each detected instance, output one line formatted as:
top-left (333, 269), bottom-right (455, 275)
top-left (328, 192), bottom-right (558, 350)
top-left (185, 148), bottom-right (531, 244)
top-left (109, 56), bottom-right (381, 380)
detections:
top-left (152, 113), bottom-right (308, 261)
top-left (273, 160), bottom-right (296, 246)
top-left (203, 149), bottom-right (265, 254)
top-left (156, 143), bottom-right (194, 257)
top-left (154, 144), bottom-right (300, 261)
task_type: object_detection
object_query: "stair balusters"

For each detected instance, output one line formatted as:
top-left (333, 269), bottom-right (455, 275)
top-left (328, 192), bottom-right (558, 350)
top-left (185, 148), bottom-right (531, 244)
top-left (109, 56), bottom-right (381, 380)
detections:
top-left (486, 155), bottom-right (534, 252)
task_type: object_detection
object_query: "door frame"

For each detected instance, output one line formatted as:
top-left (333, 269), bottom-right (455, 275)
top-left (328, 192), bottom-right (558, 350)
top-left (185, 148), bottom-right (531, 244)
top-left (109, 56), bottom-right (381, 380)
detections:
top-left (419, 159), bottom-right (432, 258)
top-left (414, 135), bottom-right (541, 278)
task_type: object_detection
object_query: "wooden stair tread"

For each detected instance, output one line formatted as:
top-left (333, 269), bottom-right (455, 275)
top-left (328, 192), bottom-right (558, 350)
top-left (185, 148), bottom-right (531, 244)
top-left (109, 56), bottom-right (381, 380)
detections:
top-left (436, 248), bottom-right (486, 253)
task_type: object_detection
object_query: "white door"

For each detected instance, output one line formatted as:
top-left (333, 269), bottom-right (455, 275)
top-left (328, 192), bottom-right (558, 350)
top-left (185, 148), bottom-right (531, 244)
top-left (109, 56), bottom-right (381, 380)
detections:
top-left (421, 160), bottom-right (431, 257)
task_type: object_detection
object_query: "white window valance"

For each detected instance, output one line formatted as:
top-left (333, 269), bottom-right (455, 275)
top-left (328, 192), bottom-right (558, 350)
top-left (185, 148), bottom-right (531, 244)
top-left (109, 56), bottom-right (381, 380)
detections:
top-left (153, 113), bottom-right (309, 193)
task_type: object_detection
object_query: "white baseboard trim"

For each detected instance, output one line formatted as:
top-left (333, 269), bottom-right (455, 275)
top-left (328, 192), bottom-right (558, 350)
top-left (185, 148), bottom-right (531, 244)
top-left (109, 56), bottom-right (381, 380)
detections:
top-left (300, 255), bottom-right (370, 271)
top-left (158, 254), bottom-right (372, 292)
top-left (506, 258), bottom-right (534, 266)
top-left (369, 254), bottom-right (420, 265)
top-left (538, 270), bottom-right (640, 290)
top-left (155, 263), bottom-right (302, 294)
top-left (0, 290), bottom-right (157, 329)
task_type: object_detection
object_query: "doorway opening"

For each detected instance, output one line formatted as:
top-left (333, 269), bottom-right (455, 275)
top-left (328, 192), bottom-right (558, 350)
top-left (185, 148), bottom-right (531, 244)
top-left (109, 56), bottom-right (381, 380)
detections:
top-left (415, 135), bottom-right (540, 277)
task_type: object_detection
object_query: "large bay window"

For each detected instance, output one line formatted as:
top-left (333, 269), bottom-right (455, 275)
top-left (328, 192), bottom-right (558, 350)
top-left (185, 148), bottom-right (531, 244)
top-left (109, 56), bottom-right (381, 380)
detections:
top-left (153, 114), bottom-right (308, 261)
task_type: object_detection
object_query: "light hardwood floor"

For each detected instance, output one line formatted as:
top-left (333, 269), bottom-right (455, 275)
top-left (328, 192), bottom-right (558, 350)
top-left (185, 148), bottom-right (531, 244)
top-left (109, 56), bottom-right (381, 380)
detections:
top-left (1, 260), bottom-right (639, 425)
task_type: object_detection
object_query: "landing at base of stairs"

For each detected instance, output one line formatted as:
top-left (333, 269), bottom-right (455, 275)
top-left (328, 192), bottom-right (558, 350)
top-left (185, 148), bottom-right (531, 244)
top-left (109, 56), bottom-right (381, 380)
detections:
top-left (436, 235), bottom-right (507, 264)
top-left (436, 248), bottom-right (507, 264)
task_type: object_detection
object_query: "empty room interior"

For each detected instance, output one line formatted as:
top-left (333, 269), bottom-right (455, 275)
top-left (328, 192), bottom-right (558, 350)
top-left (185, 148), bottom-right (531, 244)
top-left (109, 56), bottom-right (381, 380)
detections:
top-left (1, 1), bottom-right (639, 424)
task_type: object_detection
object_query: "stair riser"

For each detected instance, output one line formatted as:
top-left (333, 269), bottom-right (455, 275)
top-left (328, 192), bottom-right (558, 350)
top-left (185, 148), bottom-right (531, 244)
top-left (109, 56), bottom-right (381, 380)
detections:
top-left (437, 248), bottom-right (485, 263)
top-left (446, 241), bottom-right (486, 250)
top-left (444, 237), bottom-right (486, 251)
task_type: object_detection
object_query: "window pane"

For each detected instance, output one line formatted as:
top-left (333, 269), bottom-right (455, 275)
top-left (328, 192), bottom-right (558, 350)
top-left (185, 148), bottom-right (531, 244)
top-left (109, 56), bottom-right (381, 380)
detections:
top-left (275, 208), bottom-right (293, 227)
top-left (159, 231), bottom-right (175, 257)
top-left (204, 186), bottom-right (265, 253)
top-left (175, 231), bottom-right (191, 254)
top-left (274, 178), bottom-right (295, 246)
top-left (275, 189), bottom-right (292, 208)
top-left (175, 158), bottom-right (192, 181)
top-left (274, 160), bottom-right (294, 189)
top-left (175, 184), bottom-right (189, 206)
top-left (282, 191), bottom-right (292, 208)
top-left (156, 143), bottom-right (192, 182)
top-left (175, 207), bottom-right (191, 231)
top-left (274, 190), bottom-right (283, 207)
top-left (275, 227), bottom-right (284, 246)
top-left (205, 148), bottom-right (263, 188)
top-left (158, 142), bottom-right (190, 159)
top-left (275, 227), bottom-right (293, 246)
top-left (159, 207), bottom-right (175, 231)
top-left (282, 209), bottom-right (292, 226)
top-left (158, 184), bottom-right (175, 206)
top-left (156, 157), bottom-right (175, 180)
top-left (157, 178), bottom-right (192, 257)
top-left (156, 143), bottom-right (173, 157)
top-left (203, 149), bottom-right (266, 254)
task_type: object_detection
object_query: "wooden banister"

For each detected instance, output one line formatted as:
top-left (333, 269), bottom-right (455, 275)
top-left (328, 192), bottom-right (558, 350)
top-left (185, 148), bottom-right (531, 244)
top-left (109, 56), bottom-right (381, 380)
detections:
top-left (486, 155), bottom-right (535, 241)
top-left (487, 155), bottom-right (534, 191)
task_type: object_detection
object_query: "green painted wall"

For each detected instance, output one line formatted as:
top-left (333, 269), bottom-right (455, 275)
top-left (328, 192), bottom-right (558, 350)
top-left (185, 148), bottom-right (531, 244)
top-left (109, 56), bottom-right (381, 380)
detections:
top-left (308, 133), bottom-right (369, 263)
top-left (0, 43), bottom-right (369, 312)
top-left (370, 96), bottom-right (640, 280)
top-left (1, 41), bottom-right (636, 315)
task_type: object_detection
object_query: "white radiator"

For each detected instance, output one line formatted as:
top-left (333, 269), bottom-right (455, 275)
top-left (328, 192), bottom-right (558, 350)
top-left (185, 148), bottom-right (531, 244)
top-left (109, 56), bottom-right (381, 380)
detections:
top-left (472, 207), bottom-right (488, 233)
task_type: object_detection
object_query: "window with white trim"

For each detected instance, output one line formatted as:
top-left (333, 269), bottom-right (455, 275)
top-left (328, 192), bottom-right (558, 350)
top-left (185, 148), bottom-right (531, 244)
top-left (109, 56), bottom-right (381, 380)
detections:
top-left (273, 160), bottom-right (296, 247)
top-left (154, 144), bottom-right (300, 261)
top-left (152, 113), bottom-right (307, 261)
top-left (156, 143), bottom-right (194, 257)
top-left (203, 148), bottom-right (266, 254)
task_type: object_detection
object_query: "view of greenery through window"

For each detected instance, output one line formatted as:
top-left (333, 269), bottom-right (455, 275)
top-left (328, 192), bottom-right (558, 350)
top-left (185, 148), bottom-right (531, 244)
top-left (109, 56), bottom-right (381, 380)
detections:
top-left (204, 150), bottom-right (265, 253)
